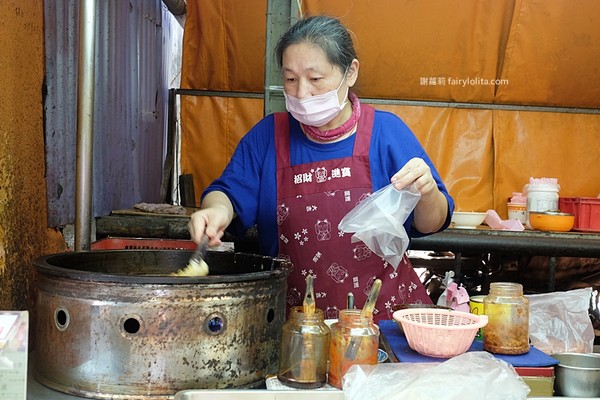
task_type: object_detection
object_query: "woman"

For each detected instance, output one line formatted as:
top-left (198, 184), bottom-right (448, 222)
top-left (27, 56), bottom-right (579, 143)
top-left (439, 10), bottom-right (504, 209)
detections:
top-left (188, 16), bottom-right (454, 322)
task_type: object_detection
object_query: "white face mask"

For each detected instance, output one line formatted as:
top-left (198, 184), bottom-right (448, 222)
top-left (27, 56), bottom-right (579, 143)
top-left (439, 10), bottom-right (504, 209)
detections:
top-left (283, 73), bottom-right (349, 127)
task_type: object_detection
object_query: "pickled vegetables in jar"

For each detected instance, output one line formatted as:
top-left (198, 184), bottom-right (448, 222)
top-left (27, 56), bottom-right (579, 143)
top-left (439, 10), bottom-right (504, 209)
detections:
top-left (483, 282), bottom-right (529, 355)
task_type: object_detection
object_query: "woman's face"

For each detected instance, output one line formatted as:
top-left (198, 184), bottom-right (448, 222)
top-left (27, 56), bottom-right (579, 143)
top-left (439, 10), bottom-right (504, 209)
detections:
top-left (281, 42), bottom-right (357, 102)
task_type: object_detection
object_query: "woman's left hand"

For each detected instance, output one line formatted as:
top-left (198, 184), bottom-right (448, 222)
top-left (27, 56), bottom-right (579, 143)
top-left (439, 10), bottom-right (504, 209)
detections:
top-left (390, 157), bottom-right (437, 199)
top-left (390, 157), bottom-right (449, 233)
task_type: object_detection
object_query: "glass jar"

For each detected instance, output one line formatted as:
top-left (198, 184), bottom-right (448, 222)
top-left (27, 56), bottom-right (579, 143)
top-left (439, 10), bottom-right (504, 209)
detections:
top-left (277, 306), bottom-right (330, 389)
top-left (328, 309), bottom-right (379, 389)
top-left (483, 282), bottom-right (529, 355)
top-left (507, 192), bottom-right (527, 224)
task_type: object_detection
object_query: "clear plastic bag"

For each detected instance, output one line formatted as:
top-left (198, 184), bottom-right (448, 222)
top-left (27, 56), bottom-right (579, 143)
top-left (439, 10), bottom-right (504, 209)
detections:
top-left (527, 287), bottom-right (595, 354)
top-left (343, 352), bottom-right (529, 400)
top-left (338, 183), bottom-right (420, 270)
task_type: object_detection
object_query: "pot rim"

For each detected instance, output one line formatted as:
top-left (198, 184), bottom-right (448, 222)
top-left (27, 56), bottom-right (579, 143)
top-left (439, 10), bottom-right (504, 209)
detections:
top-left (33, 250), bottom-right (293, 284)
top-left (551, 352), bottom-right (600, 370)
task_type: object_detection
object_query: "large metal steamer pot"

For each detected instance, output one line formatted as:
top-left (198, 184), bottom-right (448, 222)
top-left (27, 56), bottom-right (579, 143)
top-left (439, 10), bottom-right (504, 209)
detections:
top-left (32, 250), bottom-right (292, 399)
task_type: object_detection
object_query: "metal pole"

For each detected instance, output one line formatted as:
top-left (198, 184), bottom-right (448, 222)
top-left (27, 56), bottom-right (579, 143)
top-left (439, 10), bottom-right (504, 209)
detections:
top-left (75, 0), bottom-right (96, 251)
top-left (263, 0), bottom-right (300, 116)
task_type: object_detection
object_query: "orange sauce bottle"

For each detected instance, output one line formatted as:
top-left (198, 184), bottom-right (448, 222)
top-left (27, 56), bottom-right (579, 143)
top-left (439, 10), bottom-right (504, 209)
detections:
top-left (328, 309), bottom-right (379, 389)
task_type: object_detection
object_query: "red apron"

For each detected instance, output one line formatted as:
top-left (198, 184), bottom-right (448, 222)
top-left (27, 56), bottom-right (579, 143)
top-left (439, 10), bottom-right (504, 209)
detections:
top-left (275, 104), bottom-right (432, 322)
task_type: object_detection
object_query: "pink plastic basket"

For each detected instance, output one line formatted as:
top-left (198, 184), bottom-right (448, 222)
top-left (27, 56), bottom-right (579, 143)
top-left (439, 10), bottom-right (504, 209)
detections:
top-left (392, 308), bottom-right (488, 358)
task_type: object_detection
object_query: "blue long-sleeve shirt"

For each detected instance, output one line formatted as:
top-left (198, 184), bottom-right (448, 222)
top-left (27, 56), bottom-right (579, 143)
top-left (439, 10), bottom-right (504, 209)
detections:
top-left (203, 109), bottom-right (455, 256)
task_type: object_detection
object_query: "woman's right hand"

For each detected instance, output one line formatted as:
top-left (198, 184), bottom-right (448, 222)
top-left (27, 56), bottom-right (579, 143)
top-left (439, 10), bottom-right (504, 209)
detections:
top-left (187, 191), bottom-right (235, 246)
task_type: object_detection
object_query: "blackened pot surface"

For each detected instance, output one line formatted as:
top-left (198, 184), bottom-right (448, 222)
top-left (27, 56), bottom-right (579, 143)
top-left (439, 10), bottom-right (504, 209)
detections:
top-left (32, 250), bottom-right (293, 399)
top-left (34, 249), bottom-right (289, 283)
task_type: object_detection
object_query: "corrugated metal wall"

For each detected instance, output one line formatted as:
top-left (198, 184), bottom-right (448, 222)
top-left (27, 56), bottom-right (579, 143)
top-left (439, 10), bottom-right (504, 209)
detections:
top-left (44, 0), bottom-right (182, 227)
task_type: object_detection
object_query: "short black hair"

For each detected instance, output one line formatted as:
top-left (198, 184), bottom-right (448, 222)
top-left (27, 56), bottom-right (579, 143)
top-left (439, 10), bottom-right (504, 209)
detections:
top-left (275, 16), bottom-right (357, 73)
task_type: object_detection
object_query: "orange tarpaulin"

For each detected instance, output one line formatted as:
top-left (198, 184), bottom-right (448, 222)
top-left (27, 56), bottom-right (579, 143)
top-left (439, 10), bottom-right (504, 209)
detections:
top-left (375, 104), bottom-right (495, 213)
top-left (180, 0), bottom-right (600, 216)
top-left (302, 0), bottom-right (514, 103)
top-left (496, 0), bottom-right (600, 107)
top-left (181, 0), bottom-right (266, 92)
top-left (180, 96), bottom-right (264, 198)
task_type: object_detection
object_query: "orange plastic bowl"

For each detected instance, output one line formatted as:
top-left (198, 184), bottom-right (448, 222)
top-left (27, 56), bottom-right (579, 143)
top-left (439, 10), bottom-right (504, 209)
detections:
top-left (529, 211), bottom-right (574, 232)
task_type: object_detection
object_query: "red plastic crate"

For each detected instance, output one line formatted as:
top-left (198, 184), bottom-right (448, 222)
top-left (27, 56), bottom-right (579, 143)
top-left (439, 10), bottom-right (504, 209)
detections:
top-left (559, 197), bottom-right (600, 232)
top-left (91, 237), bottom-right (197, 250)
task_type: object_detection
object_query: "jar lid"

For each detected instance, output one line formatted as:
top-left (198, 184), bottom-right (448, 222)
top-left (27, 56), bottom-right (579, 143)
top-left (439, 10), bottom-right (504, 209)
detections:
top-left (509, 192), bottom-right (527, 204)
top-left (527, 177), bottom-right (560, 191)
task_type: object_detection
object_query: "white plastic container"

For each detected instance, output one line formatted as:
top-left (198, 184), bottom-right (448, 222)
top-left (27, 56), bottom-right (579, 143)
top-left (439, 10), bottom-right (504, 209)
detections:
top-left (524, 178), bottom-right (560, 229)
